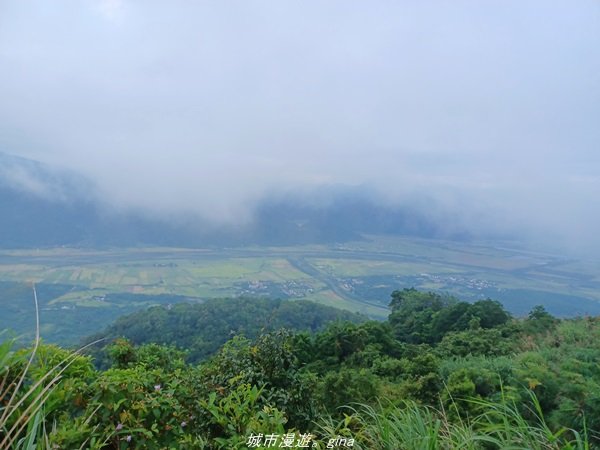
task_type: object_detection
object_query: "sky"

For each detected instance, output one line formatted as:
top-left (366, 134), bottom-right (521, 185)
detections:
top-left (0, 1), bottom-right (599, 251)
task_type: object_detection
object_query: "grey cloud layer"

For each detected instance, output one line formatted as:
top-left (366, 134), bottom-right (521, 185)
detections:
top-left (0, 1), bottom-right (599, 250)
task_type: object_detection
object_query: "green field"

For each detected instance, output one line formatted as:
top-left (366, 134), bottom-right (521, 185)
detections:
top-left (2, 235), bottom-right (600, 345)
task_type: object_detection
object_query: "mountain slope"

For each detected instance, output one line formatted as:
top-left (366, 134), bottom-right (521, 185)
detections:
top-left (0, 152), bottom-right (463, 247)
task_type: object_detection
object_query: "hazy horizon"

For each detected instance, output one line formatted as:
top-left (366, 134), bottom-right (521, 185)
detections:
top-left (1, 1), bottom-right (599, 253)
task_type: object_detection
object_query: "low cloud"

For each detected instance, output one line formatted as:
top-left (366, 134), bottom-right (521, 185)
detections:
top-left (0, 1), bottom-right (598, 253)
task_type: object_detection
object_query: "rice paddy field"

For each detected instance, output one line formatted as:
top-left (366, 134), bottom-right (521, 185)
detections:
top-left (1, 235), bottom-right (600, 344)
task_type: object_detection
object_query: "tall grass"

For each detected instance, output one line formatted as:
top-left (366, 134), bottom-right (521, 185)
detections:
top-left (467, 390), bottom-right (591, 450)
top-left (0, 285), bottom-right (107, 449)
top-left (316, 393), bottom-right (591, 450)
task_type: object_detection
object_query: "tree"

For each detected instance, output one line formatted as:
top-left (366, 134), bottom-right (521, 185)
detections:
top-left (524, 305), bottom-right (558, 334)
top-left (389, 288), bottom-right (457, 344)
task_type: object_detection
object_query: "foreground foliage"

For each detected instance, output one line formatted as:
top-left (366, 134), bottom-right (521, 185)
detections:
top-left (2, 289), bottom-right (599, 448)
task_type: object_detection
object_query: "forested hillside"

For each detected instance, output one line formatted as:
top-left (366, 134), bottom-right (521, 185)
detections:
top-left (85, 297), bottom-right (366, 364)
top-left (2, 289), bottom-right (599, 449)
